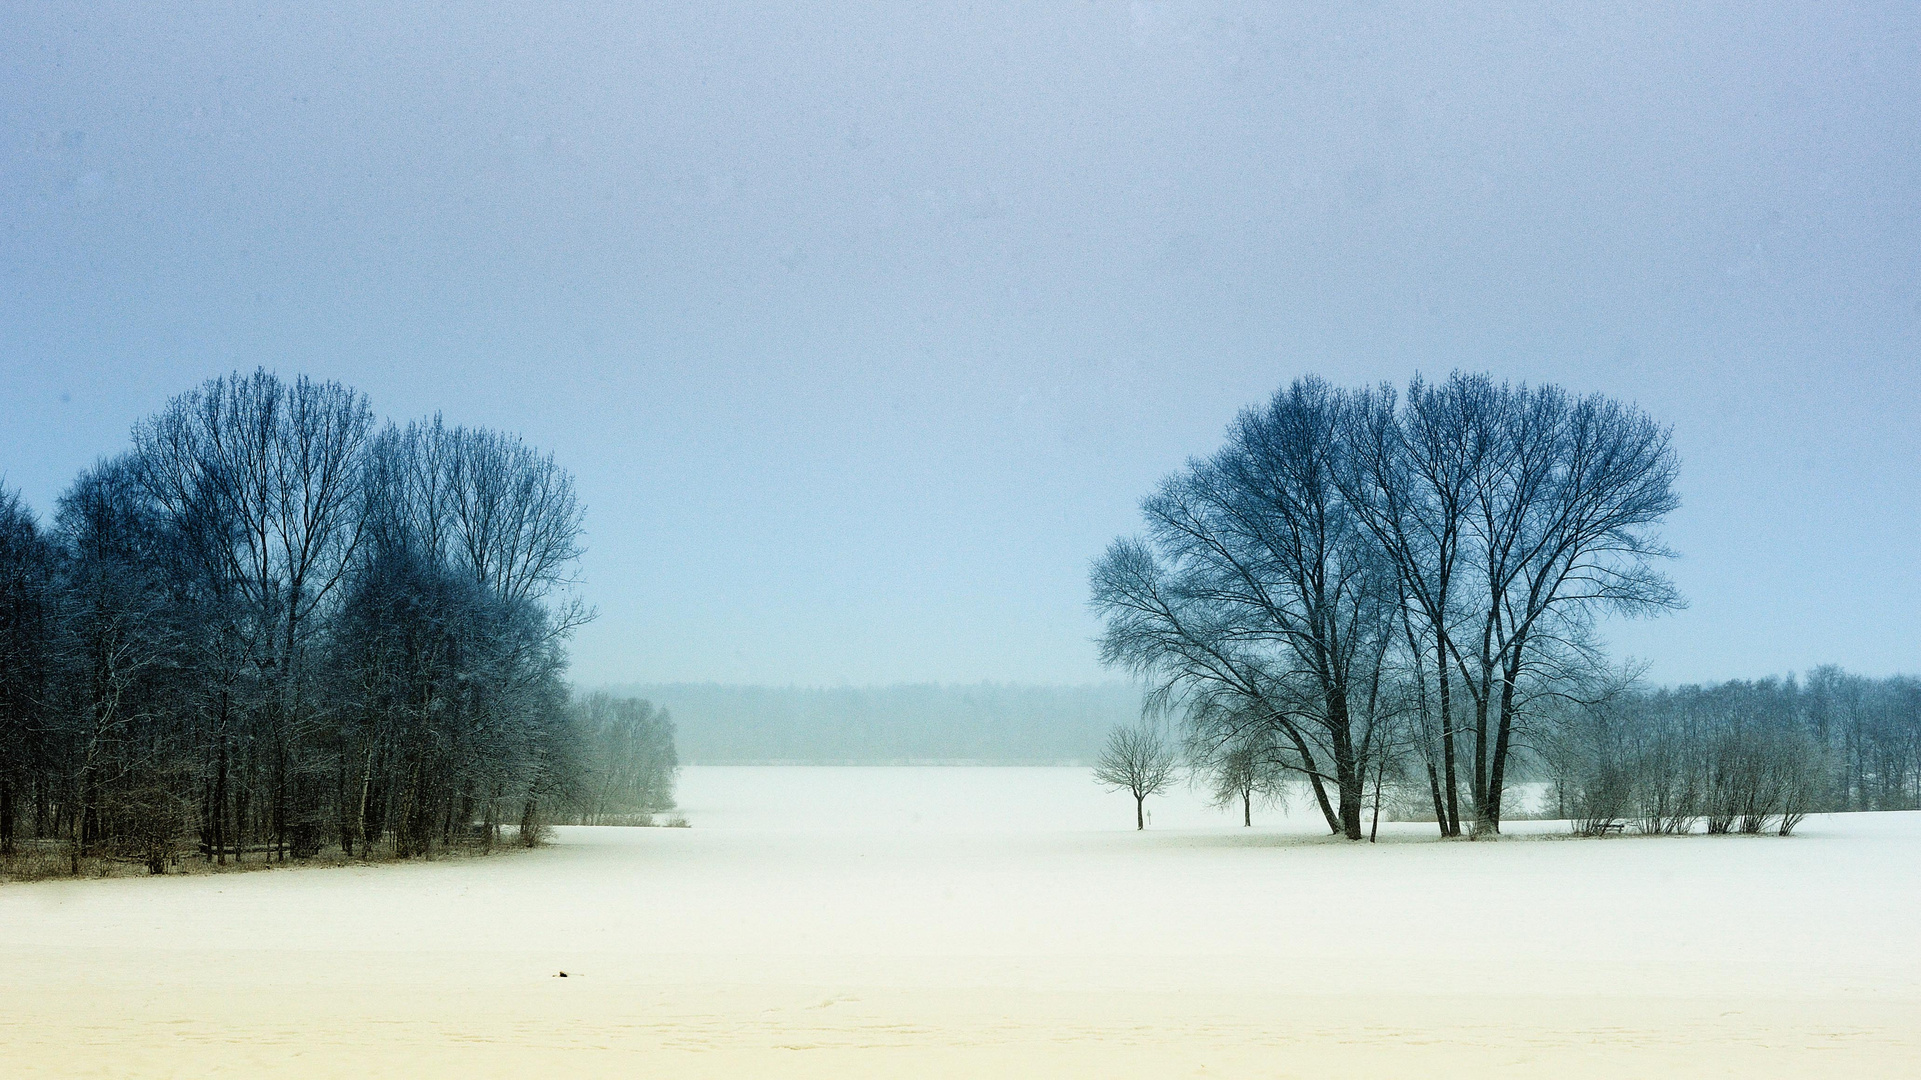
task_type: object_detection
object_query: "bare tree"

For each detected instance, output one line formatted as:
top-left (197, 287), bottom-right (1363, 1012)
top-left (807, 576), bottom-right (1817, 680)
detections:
top-left (1094, 379), bottom-right (1417, 839)
top-left (1339, 376), bottom-right (1484, 835)
top-left (1094, 724), bottom-right (1177, 830)
top-left (1475, 389), bottom-right (1681, 832)
top-left (1339, 375), bottom-right (1683, 834)
top-left (131, 370), bottom-right (374, 861)
top-left (47, 459), bottom-right (189, 873)
top-left (1191, 726), bottom-right (1285, 827)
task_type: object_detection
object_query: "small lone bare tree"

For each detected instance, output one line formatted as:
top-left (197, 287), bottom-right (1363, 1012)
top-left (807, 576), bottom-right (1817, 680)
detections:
top-left (1094, 724), bottom-right (1177, 830)
top-left (1192, 729), bottom-right (1285, 827)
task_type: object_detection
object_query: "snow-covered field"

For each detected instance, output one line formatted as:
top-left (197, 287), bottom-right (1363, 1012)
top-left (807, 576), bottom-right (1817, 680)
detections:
top-left (3, 766), bottom-right (1917, 1077)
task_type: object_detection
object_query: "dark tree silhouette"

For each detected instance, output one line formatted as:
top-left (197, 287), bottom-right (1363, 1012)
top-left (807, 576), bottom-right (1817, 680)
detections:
top-left (1093, 724), bottom-right (1177, 830)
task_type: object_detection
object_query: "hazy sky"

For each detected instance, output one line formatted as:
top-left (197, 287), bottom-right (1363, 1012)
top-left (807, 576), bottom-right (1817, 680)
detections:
top-left (2, 3), bottom-right (1916, 687)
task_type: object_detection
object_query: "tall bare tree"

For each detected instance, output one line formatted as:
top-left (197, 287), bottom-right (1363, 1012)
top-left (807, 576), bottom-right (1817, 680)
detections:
top-left (1335, 374), bottom-right (1683, 834)
top-left (1094, 379), bottom-right (1402, 839)
top-left (1458, 386), bottom-right (1681, 831)
top-left (133, 370), bottom-right (375, 858)
top-left (1338, 375), bottom-right (1486, 835)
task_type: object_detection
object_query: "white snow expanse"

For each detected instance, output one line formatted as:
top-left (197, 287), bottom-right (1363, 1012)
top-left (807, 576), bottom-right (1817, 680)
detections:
top-left (3, 766), bottom-right (1918, 1077)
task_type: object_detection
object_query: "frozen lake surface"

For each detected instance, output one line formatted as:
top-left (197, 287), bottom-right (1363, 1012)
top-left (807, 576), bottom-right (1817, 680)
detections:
top-left (4, 766), bottom-right (1918, 1077)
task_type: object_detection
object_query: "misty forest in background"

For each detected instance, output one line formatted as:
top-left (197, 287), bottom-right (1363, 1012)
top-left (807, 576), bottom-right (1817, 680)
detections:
top-left (0, 370), bottom-right (677, 877)
top-left (617, 682), bottom-right (1142, 764)
top-left (1543, 669), bottom-right (1921, 834)
top-left (1096, 373), bottom-right (1920, 840)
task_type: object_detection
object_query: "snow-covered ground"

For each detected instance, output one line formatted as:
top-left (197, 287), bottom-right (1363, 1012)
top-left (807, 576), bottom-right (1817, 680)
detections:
top-left (3, 766), bottom-right (1917, 1077)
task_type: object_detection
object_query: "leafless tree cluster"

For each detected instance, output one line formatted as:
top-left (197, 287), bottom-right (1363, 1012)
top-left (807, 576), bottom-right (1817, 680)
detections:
top-left (1545, 670), bottom-right (1917, 837)
top-left (0, 370), bottom-right (671, 875)
top-left (1092, 373), bottom-right (1682, 839)
top-left (1804, 666), bottom-right (1921, 812)
top-left (567, 692), bottom-right (678, 824)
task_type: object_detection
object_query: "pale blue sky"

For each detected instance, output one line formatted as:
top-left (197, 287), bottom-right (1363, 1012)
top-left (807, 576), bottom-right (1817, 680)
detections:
top-left (2, 2), bottom-right (1917, 686)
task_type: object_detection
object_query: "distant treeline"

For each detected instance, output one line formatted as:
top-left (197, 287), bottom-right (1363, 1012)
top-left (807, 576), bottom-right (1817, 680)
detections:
top-left (1546, 668), bottom-right (1921, 833)
top-left (0, 370), bottom-right (676, 877)
top-left (604, 682), bottom-right (1144, 764)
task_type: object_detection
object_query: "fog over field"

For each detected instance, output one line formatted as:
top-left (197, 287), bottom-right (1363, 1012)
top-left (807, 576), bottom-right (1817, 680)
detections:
top-left (5, 768), bottom-right (1918, 1078)
top-left (610, 682), bottom-right (1140, 764)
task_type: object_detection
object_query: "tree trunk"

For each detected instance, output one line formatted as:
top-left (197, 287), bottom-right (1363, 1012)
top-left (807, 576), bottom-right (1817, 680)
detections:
top-left (1242, 789), bottom-right (1251, 827)
top-left (1425, 760), bottom-right (1448, 837)
top-left (1304, 769), bottom-right (1340, 834)
top-left (212, 722), bottom-right (229, 865)
top-left (1134, 793), bottom-right (1144, 831)
top-left (68, 793), bottom-right (83, 876)
top-left (354, 751), bottom-right (375, 859)
top-left (233, 783), bottom-right (247, 864)
top-left (1277, 723), bottom-right (1342, 835)
top-left (1472, 655), bottom-right (1493, 822)
top-left (1370, 749), bottom-right (1388, 843)
top-left (1483, 649), bottom-right (1527, 834)
top-left (0, 771), bottom-right (13, 858)
top-left (1438, 647), bottom-right (1461, 836)
top-left (1405, 611), bottom-right (1455, 838)
top-left (273, 745), bottom-right (288, 863)
top-left (1328, 692), bottom-right (1365, 840)
top-left (520, 797), bottom-right (540, 846)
